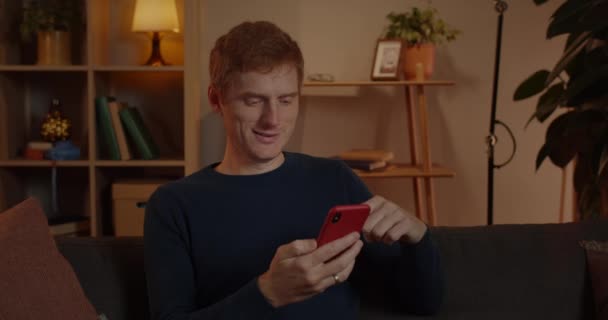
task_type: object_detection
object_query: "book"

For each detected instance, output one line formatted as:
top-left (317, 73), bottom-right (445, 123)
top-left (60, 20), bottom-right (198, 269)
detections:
top-left (119, 107), bottom-right (160, 160)
top-left (24, 141), bottom-right (53, 160)
top-left (338, 149), bottom-right (395, 162)
top-left (341, 159), bottom-right (387, 171)
top-left (48, 216), bottom-right (89, 236)
top-left (27, 141), bottom-right (53, 150)
top-left (95, 96), bottom-right (121, 160)
top-left (108, 101), bottom-right (132, 161)
top-left (49, 220), bottom-right (90, 236)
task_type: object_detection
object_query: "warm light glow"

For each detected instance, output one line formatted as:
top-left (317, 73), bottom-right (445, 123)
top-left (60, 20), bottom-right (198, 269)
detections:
top-left (132, 0), bottom-right (180, 33)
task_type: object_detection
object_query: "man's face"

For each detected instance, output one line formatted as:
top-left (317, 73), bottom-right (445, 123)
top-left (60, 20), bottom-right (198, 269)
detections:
top-left (218, 64), bottom-right (300, 163)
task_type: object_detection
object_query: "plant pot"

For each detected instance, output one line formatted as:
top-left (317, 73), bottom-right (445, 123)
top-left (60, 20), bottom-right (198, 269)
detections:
top-left (37, 31), bottom-right (71, 65)
top-left (401, 43), bottom-right (435, 80)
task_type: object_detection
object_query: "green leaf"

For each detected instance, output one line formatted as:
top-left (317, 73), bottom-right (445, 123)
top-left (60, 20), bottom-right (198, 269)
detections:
top-left (565, 65), bottom-right (608, 102)
top-left (546, 0), bottom-right (591, 38)
top-left (545, 112), bottom-right (578, 168)
top-left (565, 49), bottom-right (584, 78)
top-left (545, 31), bottom-right (591, 86)
top-left (514, 70), bottom-right (550, 101)
top-left (544, 110), bottom-right (602, 168)
top-left (580, 1), bottom-right (608, 33)
top-left (535, 84), bottom-right (565, 122)
top-left (536, 143), bottom-right (550, 170)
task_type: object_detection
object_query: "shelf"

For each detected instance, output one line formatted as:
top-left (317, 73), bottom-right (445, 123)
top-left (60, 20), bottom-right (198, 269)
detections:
top-left (303, 80), bottom-right (455, 87)
top-left (93, 65), bottom-right (185, 72)
top-left (94, 159), bottom-right (185, 167)
top-left (354, 163), bottom-right (455, 178)
top-left (0, 160), bottom-right (90, 168)
top-left (0, 65), bottom-right (88, 72)
top-left (0, 66), bottom-right (186, 72)
top-left (48, 216), bottom-right (90, 236)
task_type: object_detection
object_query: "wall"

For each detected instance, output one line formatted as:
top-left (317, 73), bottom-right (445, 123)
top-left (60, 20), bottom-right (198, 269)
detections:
top-left (199, 0), bottom-right (573, 226)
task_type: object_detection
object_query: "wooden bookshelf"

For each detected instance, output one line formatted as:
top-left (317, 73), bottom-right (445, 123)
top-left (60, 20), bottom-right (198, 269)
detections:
top-left (0, 160), bottom-right (90, 167)
top-left (354, 164), bottom-right (455, 178)
top-left (94, 159), bottom-right (185, 167)
top-left (0, 0), bottom-right (202, 236)
top-left (304, 80), bottom-right (455, 226)
top-left (0, 65), bottom-right (89, 72)
top-left (92, 65), bottom-right (185, 72)
top-left (302, 80), bottom-right (455, 87)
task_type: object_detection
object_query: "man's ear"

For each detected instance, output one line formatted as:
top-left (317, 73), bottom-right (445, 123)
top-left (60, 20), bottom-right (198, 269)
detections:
top-left (208, 86), bottom-right (222, 115)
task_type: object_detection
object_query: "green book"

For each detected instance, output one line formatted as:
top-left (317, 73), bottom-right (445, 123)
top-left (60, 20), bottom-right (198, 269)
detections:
top-left (95, 96), bottom-right (121, 160)
top-left (119, 107), bottom-right (160, 160)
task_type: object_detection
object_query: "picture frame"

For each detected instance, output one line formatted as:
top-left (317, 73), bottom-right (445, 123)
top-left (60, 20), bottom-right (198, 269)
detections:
top-left (370, 39), bottom-right (402, 81)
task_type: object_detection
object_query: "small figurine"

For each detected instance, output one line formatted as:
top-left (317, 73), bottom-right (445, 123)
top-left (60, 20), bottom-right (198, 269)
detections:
top-left (41, 98), bottom-right (72, 142)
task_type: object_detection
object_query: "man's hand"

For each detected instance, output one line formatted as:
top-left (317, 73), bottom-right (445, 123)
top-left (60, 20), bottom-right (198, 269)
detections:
top-left (362, 195), bottom-right (427, 245)
top-left (257, 232), bottom-right (363, 308)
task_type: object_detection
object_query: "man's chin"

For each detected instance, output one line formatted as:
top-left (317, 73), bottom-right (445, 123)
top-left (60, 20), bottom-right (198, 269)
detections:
top-left (249, 148), bottom-right (283, 162)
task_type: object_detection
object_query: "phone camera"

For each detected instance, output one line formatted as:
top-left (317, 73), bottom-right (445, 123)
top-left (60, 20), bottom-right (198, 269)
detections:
top-left (331, 212), bottom-right (341, 223)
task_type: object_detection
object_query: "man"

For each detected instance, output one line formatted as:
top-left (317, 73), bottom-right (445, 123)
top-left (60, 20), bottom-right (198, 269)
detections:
top-left (144, 21), bottom-right (443, 320)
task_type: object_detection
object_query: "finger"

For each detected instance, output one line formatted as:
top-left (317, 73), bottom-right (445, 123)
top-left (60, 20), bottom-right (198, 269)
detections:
top-left (362, 205), bottom-right (389, 239)
top-left (307, 232), bottom-right (359, 264)
top-left (368, 209), bottom-right (403, 242)
top-left (364, 195), bottom-right (386, 212)
top-left (381, 220), bottom-right (410, 245)
top-left (319, 240), bottom-right (363, 279)
top-left (336, 259), bottom-right (357, 283)
top-left (311, 259), bottom-right (357, 293)
top-left (276, 239), bottom-right (317, 260)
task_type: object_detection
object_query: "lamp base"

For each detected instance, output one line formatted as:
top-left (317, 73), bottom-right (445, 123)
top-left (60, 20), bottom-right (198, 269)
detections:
top-left (144, 32), bottom-right (170, 66)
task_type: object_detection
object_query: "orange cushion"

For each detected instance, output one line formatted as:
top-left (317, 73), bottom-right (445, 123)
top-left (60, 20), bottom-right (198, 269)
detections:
top-left (0, 198), bottom-right (97, 320)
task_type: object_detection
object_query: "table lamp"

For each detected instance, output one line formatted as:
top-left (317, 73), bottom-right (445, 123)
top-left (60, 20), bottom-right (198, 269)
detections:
top-left (131, 0), bottom-right (180, 66)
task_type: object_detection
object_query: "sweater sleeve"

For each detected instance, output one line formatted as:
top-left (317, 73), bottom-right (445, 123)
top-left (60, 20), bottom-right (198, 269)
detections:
top-left (337, 162), bottom-right (444, 315)
top-left (144, 186), bottom-right (275, 320)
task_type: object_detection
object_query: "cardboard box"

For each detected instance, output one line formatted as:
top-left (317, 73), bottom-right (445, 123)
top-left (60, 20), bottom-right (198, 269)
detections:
top-left (112, 180), bottom-right (168, 236)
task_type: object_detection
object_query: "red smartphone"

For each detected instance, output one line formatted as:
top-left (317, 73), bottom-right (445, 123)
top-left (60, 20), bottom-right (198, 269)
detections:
top-left (316, 204), bottom-right (370, 247)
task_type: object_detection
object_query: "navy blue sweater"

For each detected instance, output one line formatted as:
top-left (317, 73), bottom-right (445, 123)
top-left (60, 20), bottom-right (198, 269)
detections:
top-left (144, 152), bottom-right (443, 320)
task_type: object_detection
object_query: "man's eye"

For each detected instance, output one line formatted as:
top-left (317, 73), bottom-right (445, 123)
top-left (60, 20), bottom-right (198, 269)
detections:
top-left (245, 98), bottom-right (263, 105)
top-left (279, 98), bottom-right (293, 105)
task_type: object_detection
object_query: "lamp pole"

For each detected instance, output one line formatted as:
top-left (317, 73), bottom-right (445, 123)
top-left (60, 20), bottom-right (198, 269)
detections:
top-left (487, 0), bottom-right (517, 225)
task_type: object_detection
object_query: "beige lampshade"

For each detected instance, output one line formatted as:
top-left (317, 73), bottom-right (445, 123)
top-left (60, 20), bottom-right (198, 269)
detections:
top-left (132, 0), bottom-right (180, 33)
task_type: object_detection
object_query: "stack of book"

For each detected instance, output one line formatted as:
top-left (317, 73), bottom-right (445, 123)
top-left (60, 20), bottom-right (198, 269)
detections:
top-left (95, 96), bottom-right (160, 160)
top-left (24, 141), bottom-right (53, 160)
top-left (336, 149), bottom-right (394, 171)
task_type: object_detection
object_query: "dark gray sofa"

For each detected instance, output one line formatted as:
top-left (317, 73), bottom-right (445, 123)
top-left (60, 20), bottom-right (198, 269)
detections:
top-left (57, 218), bottom-right (608, 320)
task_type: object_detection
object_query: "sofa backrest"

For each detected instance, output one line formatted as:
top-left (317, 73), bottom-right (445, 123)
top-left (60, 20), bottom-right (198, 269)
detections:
top-left (57, 237), bottom-right (147, 320)
top-left (57, 218), bottom-right (608, 320)
top-left (359, 218), bottom-right (608, 320)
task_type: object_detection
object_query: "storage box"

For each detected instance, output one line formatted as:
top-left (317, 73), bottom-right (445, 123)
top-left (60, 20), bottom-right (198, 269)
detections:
top-left (111, 180), bottom-right (168, 236)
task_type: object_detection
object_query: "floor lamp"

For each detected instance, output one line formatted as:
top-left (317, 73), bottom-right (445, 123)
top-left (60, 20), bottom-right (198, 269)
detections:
top-left (486, 0), bottom-right (517, 225)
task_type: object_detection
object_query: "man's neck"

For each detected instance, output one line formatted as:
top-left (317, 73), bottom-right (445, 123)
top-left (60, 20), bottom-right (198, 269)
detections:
top-left (216, 150), bottom-right (285, 176)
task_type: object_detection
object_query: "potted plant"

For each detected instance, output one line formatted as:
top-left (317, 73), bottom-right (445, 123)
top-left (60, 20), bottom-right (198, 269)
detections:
top-left (513, 0), bottom-right (608, 219)
top-left (383, 7), bottom-right (460, 80)
top-left (20, 0), bottom-right (82, 65)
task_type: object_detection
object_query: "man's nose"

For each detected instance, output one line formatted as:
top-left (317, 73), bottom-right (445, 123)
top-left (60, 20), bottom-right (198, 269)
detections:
top-left (260, 103), bottom-right (279, 127)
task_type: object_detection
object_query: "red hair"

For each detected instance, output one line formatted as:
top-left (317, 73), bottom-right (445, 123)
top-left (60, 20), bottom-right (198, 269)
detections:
top-left (209, 21), bottom-right (304, 95)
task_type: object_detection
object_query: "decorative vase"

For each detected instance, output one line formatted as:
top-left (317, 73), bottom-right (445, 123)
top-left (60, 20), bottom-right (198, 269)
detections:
top-left (401, 43), bottom-right (435, 80)
top-left (37, 31), bottom-right (71, 65)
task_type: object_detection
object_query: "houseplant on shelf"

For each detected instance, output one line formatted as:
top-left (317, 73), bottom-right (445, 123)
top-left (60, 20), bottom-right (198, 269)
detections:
top-left (383, 6), bottom-right (460, 80)
top-left (20, 0), bottom-right (82, 65)
top-left (513, 0), bottom-right (608, 219)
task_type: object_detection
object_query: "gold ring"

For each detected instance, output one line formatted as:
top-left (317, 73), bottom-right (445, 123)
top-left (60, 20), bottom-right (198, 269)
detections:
top-left (332, 274), bottom-right (340, 283)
